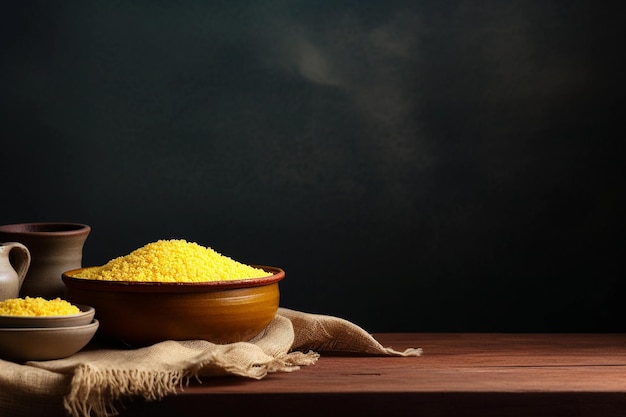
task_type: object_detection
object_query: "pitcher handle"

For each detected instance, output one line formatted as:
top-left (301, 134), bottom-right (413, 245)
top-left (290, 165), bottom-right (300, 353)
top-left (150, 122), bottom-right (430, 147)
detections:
top-left (5, 242), bottom-right (31, 291)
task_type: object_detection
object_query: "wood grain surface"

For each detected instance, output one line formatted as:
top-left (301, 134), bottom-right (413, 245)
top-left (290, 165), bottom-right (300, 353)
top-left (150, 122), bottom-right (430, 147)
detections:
top-left (121, 333), bottom-right (626, 417)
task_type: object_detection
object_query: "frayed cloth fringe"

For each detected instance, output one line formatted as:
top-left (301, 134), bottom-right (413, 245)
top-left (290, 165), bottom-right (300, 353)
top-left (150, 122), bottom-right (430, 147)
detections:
top-left (64, 365), bottom-right (185, 417)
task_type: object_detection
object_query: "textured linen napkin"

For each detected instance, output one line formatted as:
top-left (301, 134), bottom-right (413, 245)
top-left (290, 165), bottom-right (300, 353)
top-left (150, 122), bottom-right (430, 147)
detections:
top-left (0, 308), bottom-right (422, 417)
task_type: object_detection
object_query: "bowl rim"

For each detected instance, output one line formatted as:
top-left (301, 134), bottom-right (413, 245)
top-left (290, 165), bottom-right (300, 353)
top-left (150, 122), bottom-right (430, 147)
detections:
top-left (62, 265), bottom-right (285, 293)
top-left (0, 319), bottom-right (99, 333)
top-left (0, 222), bottom-right (91, 236)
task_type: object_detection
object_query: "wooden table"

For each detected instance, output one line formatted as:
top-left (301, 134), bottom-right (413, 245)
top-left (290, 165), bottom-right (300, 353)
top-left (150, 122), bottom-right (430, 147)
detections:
top-left (122, 333), bottom-right (626, 417)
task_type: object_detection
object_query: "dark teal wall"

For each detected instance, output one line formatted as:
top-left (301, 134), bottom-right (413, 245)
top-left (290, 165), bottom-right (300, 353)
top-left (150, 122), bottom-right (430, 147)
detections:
top-left (1, 1), bottom-right (624, 331)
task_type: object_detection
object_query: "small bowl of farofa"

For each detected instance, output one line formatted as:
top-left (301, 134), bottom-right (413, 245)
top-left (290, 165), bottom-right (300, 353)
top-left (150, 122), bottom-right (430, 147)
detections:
top-left (62, 239), bottom-right (284, 347)
top-left (0, 297), bottom-right (95, 328)
top-left (0, 297), bottom-right (99, 362)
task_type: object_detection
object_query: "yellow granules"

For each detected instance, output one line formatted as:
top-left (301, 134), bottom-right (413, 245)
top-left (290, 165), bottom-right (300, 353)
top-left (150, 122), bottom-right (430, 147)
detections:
top-left (69, 239), bottom-right (269, 283)
top-left (0, 297), bottom-right (80, 316)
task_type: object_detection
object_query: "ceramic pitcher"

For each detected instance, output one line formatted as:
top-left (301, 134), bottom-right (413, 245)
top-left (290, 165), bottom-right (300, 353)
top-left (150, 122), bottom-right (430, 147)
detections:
top-left (0, 223), bottom-right (90, 299)
top-left (0, 242), bottom-right (31, 301)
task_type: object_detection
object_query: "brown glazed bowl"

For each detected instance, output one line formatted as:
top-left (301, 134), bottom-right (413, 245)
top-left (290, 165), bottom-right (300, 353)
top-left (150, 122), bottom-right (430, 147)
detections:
top-left (61, 265), bottom-right (284, 346)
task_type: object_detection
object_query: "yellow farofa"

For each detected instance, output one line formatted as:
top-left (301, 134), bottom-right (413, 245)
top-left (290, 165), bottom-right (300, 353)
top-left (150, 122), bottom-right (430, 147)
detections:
top-left (69, 239), bottom-right (269, 283)
top-left (0, 297), bottom-right (80, 316)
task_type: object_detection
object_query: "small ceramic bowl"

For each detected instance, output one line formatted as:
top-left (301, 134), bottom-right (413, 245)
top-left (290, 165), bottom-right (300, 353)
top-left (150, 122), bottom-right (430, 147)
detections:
top-left (0, 320), bottom-right (99, 362)
top-left (0, 304), bottom-right (95, 328)
top-left (62, 265), bottom-right (284, 346)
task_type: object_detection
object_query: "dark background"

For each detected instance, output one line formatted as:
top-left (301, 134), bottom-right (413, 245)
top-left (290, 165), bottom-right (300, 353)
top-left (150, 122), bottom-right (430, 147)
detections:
top-left (1, 1), bottom-right (624, 332)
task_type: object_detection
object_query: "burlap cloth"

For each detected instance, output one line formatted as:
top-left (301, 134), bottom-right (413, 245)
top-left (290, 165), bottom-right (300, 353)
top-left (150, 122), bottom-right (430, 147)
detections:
top-left (0, 308), bottom-right (421, 417)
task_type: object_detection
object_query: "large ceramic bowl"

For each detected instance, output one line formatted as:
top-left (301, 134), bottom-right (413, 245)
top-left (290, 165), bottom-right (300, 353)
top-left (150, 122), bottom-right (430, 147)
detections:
top-left (62, 265), bottom-right (284, 346)
top-left (0, 304), bottom-right (95, 328)
top-left (0, 320), bottom-right (99, 362)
